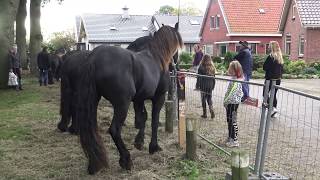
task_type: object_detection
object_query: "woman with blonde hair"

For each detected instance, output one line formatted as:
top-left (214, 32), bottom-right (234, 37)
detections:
top-left (196, 54), bottom-right (216, 119)
top-left (263, 41), bottom-right (284, 118)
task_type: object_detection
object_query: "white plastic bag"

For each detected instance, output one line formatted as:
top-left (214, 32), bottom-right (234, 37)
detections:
top-left (8, 72), bottom-right (18, 86)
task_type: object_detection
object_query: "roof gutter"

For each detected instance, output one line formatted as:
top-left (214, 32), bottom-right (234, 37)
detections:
top-left (226, 33), bottom-right (282, 37)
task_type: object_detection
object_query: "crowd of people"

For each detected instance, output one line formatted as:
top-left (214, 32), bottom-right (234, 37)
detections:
top-left (193, 41), bottom-right (283, 147)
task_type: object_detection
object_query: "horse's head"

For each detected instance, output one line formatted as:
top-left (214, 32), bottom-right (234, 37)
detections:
top-left (152, 23), bottom-right (183, 71)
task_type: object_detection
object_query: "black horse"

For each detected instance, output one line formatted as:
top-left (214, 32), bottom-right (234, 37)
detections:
top-left (48, 53), bottom-right (63, 84)
top-left (57, 37), bottom-right (157, 134)
top-left (57, 50), bottom-right (91, 134)
top-left (76, 23), bottom-right (183, 174)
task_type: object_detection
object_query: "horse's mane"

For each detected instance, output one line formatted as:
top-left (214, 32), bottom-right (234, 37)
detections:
top-left (148, 25), bottom-right (183, 71)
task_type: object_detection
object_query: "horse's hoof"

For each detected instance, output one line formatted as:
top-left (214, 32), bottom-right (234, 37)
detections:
top-left (134, 141), bottom-right (144, 150)
top-left (87, 164), bottom-right (98, 175)
top-left (119, 156), bottom-right (133, 170)
top-left (68, 126), bottom-right (79, 135)
top-left (57, 123), bottom-right (67, 132)
top-left (149, 144), bottom-right (162, 154)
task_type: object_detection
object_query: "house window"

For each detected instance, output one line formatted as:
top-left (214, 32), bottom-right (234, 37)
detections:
top-left (219, 44), bottom-right (227, 57)
top-left (204, 44), bottom-right (213, 56)
top-left (265, 43), bottom-right (271, 54)
top-left (285, 34), bottom-right (291, 55)
top-left (249, 43), bottom-right (257, 54)
top-left (235, 44), bottom-right (242, 52)
top-left (292, 5), bottom-right (296, 20)
top-left (216, 15), bottom-right (220, 28)
top-left (299, 35), bottom-right (305, 56)
top-left (210, 16), bottom-right (215, 29)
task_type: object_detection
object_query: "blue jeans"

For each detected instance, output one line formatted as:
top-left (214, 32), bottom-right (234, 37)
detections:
top-left (39, 69), bottom-right (48, 86)
top-left (242, 73), bottom-right (251, 100)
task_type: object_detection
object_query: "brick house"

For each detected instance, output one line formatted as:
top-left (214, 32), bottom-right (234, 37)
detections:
top-left (279, 0), bottom-right (320, 62)
top-left (199, 0), bottom-right (284, 57)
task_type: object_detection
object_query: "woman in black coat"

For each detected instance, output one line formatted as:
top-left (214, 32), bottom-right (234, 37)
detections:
top-left (196, 54), bottom-right (216, 118)
top-left (263, 41), bottom-right (284, 118)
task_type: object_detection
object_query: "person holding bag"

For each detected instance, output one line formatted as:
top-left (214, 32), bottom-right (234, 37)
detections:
top-left (8, 46), bottom-right (23, 90)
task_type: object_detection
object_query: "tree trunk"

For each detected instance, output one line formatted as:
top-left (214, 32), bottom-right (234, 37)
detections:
top-left (16, 0), bottom-right (28, 70)
top-left (0, 0), bottom-right (19, 88)
top-left (29, 0), bottom-right (42, 74)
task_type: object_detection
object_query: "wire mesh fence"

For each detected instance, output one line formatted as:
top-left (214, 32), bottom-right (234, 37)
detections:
top-left (261, 85), bottom-right (320, 180)
top-left (177, 71), bottom-right (320, 180)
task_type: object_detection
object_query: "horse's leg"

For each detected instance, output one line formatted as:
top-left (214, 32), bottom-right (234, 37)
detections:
top-left (149, 94), bottom-right (165, 154)
top-left (108, 102), bottom-right (133, 170)
top-left (134, 101), bottom-right (148, 150)
top-left (57, 87), bottom-right (72, 132)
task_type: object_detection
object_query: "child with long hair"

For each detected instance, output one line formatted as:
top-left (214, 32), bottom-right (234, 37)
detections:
top-left (263, 41), bottom-right (284, 118)
top-left (224, 61), bottom-right (244, 147)
top-left (196, 54), bottom-right (216, 119)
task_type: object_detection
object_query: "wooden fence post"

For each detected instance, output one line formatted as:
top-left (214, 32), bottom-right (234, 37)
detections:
top-left (165, 100), bottom-right (174, 133)
top-left (231, 150), bottom-right (249, 180)
top-left (186, 116), bottom-right (197, 160)
top-left (178, 101), bottom-right (186, 149)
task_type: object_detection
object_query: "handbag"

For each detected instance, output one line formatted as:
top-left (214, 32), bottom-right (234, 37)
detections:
top-left (8, 72), bottom-right (18, 86)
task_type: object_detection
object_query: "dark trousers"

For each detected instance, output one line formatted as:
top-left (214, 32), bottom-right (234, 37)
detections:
top-left (226, 104), bottom-right (239, 141)
top-left (39, 69), bottom-right (48, 86)
top-left (201, 92), bottom-right (212, 110)
top-left (264, 80), bottom-right (281, 108)
top-left (13, 68), bottom-right (22, 90)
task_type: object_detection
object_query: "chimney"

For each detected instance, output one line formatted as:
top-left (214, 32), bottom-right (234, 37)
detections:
top-left (122, 6), bottom-right (130, 19)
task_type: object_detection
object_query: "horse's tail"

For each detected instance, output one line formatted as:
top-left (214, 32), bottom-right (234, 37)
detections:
top-left (77, 59), bottom-right (108, 174)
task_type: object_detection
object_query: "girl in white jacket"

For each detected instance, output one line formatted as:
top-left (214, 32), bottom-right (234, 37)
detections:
top-left (224, 61), bottom-right (244, 147)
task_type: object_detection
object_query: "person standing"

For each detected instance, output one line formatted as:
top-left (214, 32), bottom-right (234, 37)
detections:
top-left (8, 46), bottom-right (23, 90)
top-left (224, 61), bottom-right (244, 147)
top-left (234, 41), bottom-right (253, 102)
top-left (263, 41), bottom-right (284, 118)
top-left (196, 54), bottom-right (216, 119)
top-left (37, 47), bottom-right (50, 86)
top-left (192, 44), bottom-right (203, 72)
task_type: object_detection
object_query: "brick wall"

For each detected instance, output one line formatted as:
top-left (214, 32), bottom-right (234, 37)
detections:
top-left (305, 29), bottom-right (320, 62)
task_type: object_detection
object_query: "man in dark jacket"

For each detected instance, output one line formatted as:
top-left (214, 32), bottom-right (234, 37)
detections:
top-left (37, 47), bottom-right (50, 86)
top-left (234, 41), bottom-right (253, 102)
top-left (8, 46), bottom-right (23, 90)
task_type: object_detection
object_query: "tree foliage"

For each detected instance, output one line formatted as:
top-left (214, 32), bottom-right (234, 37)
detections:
top-left (156, 4), bottom-right (202, 16)
top-left (45, 31), bottom-right (76, 52)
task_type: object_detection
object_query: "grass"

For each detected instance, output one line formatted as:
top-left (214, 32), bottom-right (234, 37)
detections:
top-left (0, 75), bottom-right (230, 180)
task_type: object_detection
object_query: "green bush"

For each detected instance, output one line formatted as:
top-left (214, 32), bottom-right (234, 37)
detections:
top-left (212, 56), bottom-right (222, 63)
top-left (252, 54), bottom-right (268, 71)
top-left (179, 64), bottom-right (192, 70)
top-left (224, 51), bottom-right (237, 66)
top-left (215, 62), bottom-right (227, 73)
top-left (284, 60), bottom-right (306, 74)
top-left (309, 62), bottom-right (320, 71)
top-left (302, 67), bottom-right (318, 75)
top-left (179, 52), bottom-right (193, 64)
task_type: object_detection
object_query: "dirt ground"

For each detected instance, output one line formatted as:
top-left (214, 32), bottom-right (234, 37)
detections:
top-left (0, 80), bottom-right (230, 180)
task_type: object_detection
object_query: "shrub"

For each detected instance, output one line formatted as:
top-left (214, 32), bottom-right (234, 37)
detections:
top-left (179, 52), bottom-right (193, 64)
top-left (215, 62), bottom-right (227, 73)
top-left (309, 62), bottom-right (320, 71)
top-left (212, 56), bottom-right (222, 63)
top-left (224, 51), bottom-right (237, 66)
top-left (179, 64), bottom-right (192, 70)
top-left (284, 60), bottom-right (306, 74)
top-left (252, 54), bottom-right (268, 70)
top-left (302, 67), bottom-right (318, 75)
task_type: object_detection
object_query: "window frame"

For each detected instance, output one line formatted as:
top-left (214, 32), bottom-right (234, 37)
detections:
top-left (210, 16), bottom-right (215, 29)
top-left (285, 34), bottom-right (291, 55)
top-left (299, 35), bottom-right (305, 57)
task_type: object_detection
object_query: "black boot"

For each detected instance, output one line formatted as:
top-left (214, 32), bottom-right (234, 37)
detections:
top-left (209, 105), bottom-right (215, 119)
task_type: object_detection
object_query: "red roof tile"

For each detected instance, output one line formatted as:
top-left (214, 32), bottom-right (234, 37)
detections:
top-left (221, 0), bottom-right (284, 33)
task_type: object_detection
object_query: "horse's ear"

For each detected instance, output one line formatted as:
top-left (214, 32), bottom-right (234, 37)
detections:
top-left (162, 23), bottom-right (164, 27)
top-left (174, 22), bottom-right (179, 31)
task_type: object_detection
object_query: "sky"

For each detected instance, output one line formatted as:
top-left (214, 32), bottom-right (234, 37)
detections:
top-left (35, 0), bottom-right (208, 40)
